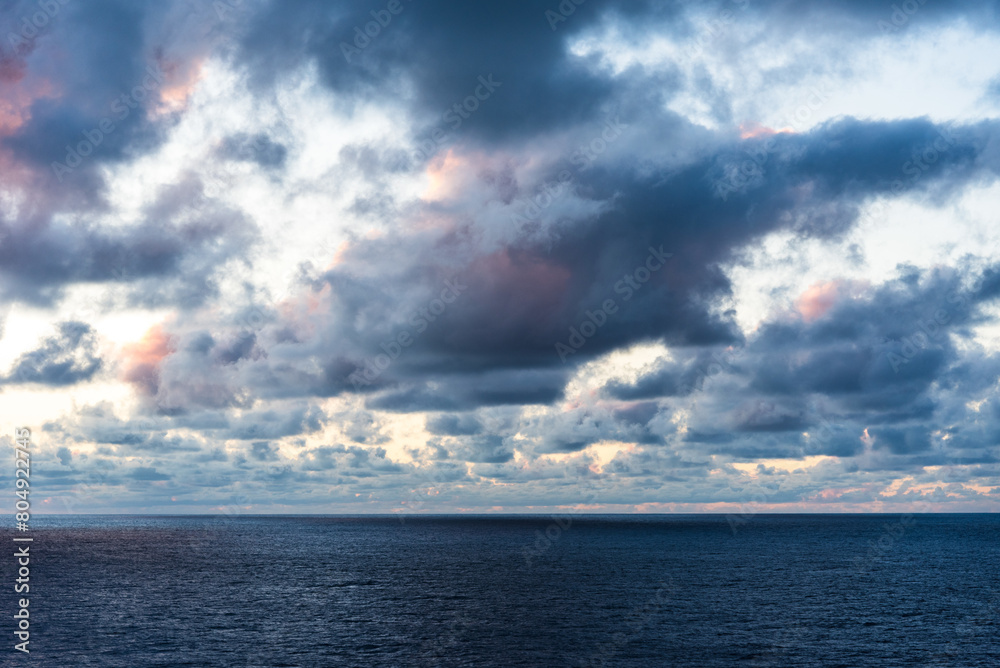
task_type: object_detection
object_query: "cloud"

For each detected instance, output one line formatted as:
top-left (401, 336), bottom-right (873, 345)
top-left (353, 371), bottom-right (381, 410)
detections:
top-left (4, 321), bottom-right (102, 385)
top-left (2, 0), bottom-right (1000, 511)
top-left (217, 132), bottom-right (287, 168)
top-left (0, 183), bottom-right (258, 307)
top-left (426, 413), bottom-right (484, 436)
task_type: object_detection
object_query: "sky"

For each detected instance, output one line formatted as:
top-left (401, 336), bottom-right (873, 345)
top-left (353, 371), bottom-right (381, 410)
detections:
top-left (1, 0), bottom-right (1000, 514)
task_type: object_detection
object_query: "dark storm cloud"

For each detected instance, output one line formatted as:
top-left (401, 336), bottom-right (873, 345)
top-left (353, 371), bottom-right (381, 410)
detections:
top-left (324, 116), bottom-right (998, 394)
top-left (603, 350), bottom-right (740, 400)
top-left (1, 0), bottom-right (204, 173)
top-left (743, 265), bottom-right (985, 409)
top-left (612, 401), bottom-right (661, 428)
top-left (869, 426), bottom-right (932, 455)
top-left (426, 413), bottom-right (484, 436)
top-left (611, 262), bottom-right (1000, 465)
top-left (236, 0), bottom-right (644, 145)
top-left (4, 0), bottom-right (997, 313)
top-left (365, 368), bottom-right (568, 412)
top-left (0, 0), bottom-right (255, 308)
top-left (128, 111), bottom-right (1000, 418)
top-left (729, 398), bottom-right (810, 432)
top-left (0, 190), bottom-right (257, 306)
top-left (212, 332), bottom-right (262, 366)
top-left (3, 321), bottom-right (101, 385)
top-left (233, 0), bottom-right (1000, 156)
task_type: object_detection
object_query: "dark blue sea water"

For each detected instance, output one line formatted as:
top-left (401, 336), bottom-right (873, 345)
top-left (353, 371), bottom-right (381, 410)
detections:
top-left (3, 514), bottom-right (998, 667)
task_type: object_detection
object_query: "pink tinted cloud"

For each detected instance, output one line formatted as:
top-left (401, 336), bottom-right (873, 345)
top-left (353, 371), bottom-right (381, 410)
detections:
top-left (122, 325), bottom-right (175, 396)
top-left (795, 279), bottom-right (868, 322)
top-left (796, 281), bottom-right (841, 321)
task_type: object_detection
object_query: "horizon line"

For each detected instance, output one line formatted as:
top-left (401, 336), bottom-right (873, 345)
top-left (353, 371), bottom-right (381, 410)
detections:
top-left (13, 511), bottom-right (1000, 517)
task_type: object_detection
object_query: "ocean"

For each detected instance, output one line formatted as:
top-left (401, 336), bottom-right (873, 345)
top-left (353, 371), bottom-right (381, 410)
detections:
top-left (5, 514), bottom-right (999, 666)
